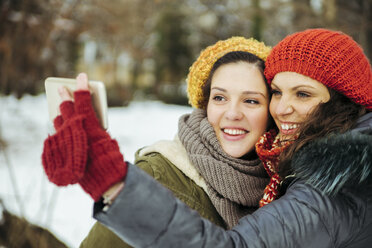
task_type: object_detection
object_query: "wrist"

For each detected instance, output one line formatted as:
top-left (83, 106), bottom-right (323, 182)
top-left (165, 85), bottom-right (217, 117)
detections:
top-left (102, 182), bottom-right (125, 207)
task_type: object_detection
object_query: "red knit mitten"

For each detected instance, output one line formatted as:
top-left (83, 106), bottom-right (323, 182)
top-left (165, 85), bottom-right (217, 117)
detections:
top-left (73, 90), bottom-right (128, 201)
top-left (42, 101), bottom-right (88, 186)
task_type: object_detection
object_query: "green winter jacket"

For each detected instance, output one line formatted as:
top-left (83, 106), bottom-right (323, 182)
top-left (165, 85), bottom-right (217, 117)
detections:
top-left (80, 138), bottom-right (226, 248)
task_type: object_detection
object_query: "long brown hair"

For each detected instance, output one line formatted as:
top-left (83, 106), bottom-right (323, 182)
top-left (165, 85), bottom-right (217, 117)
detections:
top-left (278, 88), bottom-right (367, 179)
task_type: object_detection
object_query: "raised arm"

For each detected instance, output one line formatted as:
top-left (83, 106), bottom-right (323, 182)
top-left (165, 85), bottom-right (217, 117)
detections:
top-left (94, 130), bottom-right (372, 248)
top-left (94, 163), bottom-right (335, 248)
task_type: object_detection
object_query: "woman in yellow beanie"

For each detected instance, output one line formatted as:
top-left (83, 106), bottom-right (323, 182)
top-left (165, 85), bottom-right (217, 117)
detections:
top-left (84, 29), bottom-right (371, 247)
top-left (44, 37), bottom-right (275, 247)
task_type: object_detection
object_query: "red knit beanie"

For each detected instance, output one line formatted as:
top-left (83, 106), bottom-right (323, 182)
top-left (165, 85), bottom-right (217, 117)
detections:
top-left (264, 28), bottom-right (372, 110)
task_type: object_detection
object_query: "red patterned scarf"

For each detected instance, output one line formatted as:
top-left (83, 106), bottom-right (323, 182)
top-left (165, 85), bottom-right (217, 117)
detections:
top-left (255, 129), bottom-right (294, 207)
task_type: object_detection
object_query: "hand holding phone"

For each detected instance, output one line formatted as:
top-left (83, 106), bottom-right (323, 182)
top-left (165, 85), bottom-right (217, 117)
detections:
top-left (45, 75), bottom-right (108, 129)
top-left (42, 73), bottom-right (128, 198)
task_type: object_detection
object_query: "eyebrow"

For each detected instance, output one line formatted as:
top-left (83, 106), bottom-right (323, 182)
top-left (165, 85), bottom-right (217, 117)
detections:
top-left (211, 86), bottom-right (267, 98)
top-left (271, 83), bottom-right (316, 90)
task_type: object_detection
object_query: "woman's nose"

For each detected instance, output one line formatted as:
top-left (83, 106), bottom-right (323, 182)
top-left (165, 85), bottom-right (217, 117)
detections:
top-left (272, 98), bottom-right (294, 116)
top-left (225, 103), bottom-right (243, 120)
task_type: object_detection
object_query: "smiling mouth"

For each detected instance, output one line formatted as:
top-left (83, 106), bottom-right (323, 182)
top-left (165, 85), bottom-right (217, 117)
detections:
top-left (222, 128), bottom-right (248, 135)
top-left (280, 123), bottom-right (299, 131)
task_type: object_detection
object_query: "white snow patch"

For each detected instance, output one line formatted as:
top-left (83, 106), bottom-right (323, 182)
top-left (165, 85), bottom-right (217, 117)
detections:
top-left (0, 94), bottom-right (192, 248)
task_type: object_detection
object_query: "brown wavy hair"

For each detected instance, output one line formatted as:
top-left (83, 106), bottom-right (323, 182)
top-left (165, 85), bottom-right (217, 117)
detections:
top-left (278, 88), bottom-right (367, 179)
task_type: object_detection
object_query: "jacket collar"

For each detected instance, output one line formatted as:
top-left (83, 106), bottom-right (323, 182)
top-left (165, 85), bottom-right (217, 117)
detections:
top-left (291, 113), bottom-right (372, 195)
top-left (352, 111), bottom-right (372, 134)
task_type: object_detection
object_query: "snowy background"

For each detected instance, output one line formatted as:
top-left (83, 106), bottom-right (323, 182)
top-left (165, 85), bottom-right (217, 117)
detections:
top-left (0, 94), bottom-right (192, 248)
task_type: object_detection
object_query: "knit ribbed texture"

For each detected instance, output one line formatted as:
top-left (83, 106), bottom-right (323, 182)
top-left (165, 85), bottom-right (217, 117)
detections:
top-left (178, 109), bottom-right (269, 228)
top-left (42, 114), bottom-right (88, 186)
top-left (42, 90), bottom-right (127, 201)
top-left (187, 37), bottom-right (271, 109)
top-left (264, 28), bottom-right (372, 110)
top-left (255, 130), bottom-right (294, 207)
top-left (80, 138), bottom-right (127, 201)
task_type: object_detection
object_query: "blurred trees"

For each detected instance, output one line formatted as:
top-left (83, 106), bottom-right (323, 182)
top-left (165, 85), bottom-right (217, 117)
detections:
top-left (263, 0), bottom-right (371, 59)
top-left (154, 5), bottom-right (191, 84)
top-left (75, 0), bottom-right (158, 105)
top-left (0, 0), bottom-right (371, 105)
top-left (153, 4), bottom-right (192, 105)
top-left (0, 0), bottom-right (82, 98)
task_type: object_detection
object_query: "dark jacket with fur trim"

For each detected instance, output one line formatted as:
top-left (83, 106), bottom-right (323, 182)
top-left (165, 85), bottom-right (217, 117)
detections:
top-left (94, 112), bottom-right (372, 248)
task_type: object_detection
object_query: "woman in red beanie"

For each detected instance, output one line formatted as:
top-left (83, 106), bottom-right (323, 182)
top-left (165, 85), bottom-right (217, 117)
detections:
top-left (46, 29), bottom-right (372, 247)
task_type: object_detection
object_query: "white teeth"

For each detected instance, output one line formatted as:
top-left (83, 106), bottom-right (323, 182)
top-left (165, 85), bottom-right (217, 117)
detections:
top-left (281, 124), bottom-right (299, 130)
top-left (223, 128), bottom-right (246, 135)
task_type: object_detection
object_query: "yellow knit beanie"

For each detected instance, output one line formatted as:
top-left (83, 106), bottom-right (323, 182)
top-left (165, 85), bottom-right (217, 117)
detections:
top-left (187, 36), bottom-right (271, 109)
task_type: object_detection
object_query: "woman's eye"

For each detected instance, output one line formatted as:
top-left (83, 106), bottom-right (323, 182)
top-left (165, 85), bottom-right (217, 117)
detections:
top-left (212, 95), bottom-right (225, 101)
top-left (245, 99), bottom-right (259, 104)
top-left (271, 89), bottom-right (281, 96)
top-left (297, 91), bottom-right (311, 98)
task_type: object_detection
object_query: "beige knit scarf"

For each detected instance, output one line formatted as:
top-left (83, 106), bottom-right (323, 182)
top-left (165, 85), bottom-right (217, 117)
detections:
top-left (178, 109), bottom-right (269, 228)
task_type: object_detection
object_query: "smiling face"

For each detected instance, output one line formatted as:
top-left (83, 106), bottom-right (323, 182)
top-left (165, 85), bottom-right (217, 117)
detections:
top-left (270, 72), bottom-right (331, 141)
top-left (207, 61), bottom-right (270, 158)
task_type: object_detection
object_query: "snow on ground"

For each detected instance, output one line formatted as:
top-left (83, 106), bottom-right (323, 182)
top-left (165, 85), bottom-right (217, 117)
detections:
top-left (0, 94), bottom-right (192, 248)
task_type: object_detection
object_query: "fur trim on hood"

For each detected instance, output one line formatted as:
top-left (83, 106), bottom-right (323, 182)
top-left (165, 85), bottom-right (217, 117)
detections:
top-left (291, 131), bottom-right (372, 196)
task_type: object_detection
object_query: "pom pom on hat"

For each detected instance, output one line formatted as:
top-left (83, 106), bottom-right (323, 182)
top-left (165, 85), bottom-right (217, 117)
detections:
top-left (187, 37), bottom-right (271, 109)
top-left (264, 28), bottom-right (372, 110)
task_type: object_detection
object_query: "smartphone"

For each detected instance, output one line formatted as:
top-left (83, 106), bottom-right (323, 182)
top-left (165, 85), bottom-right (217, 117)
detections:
top-left (45, 77), bottom-right (108, 129)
